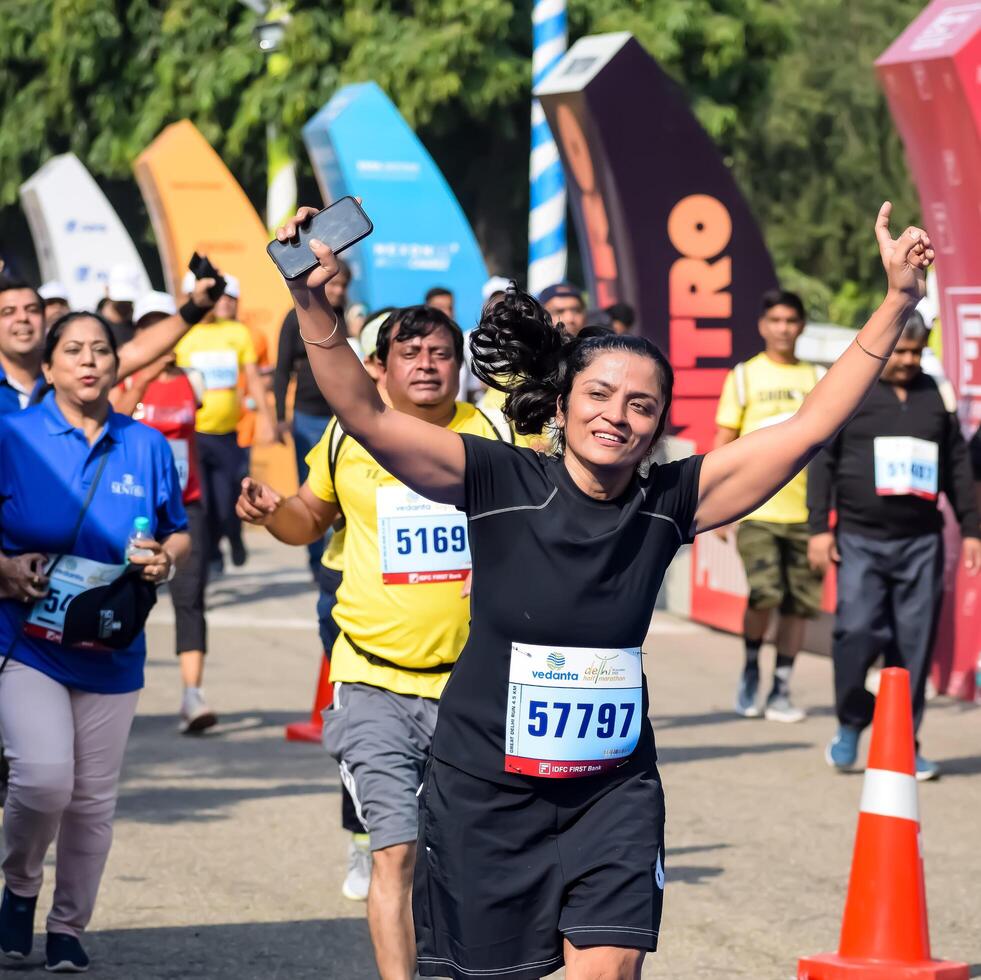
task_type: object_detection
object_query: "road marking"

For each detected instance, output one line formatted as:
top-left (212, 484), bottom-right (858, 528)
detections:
top-left (148, 611), bottom-right (317, 631)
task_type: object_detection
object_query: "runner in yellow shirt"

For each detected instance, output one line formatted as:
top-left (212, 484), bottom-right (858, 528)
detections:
top-left (175, 275), bottom-right (275, 571)
top-left (236, 305), bottom-right (519, 980)
top-left (714, 289), bottom-right (826, 723)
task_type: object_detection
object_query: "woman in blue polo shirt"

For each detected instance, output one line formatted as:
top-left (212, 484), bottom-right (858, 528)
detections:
top-left (0, 312), bottom-right (188, 973)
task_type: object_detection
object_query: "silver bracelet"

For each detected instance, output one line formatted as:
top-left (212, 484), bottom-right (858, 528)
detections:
top-left (299, 320), bottom-right (340, 347)
top-left (855, 337), bottom-right (890, 362)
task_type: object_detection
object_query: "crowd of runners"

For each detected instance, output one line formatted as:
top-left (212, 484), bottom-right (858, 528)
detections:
top-left (0, 199), bottom-right (971, 978)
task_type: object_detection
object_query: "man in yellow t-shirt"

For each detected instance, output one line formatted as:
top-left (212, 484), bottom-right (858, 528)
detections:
top-left (714, 289), bottom-right (825, 724)
top-left (235, 305), bottom-right (518, 980)
top-left (175, 274), bottom-right (275, 571)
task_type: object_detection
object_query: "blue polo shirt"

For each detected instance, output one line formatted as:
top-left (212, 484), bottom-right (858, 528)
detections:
top-left (0, 364), bottom-right (45, 416)
top-left (0, 392), bottom-right (187, 693)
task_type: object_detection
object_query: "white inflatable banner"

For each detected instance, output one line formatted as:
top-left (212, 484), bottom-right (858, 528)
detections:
top-left (19, 153), bottom-right (150, 310)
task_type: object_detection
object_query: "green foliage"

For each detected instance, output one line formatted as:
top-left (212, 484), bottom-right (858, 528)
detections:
top-left (731, 0), bottom-right (925, 325)
top-left (0, 0), bottom-right (924, 314)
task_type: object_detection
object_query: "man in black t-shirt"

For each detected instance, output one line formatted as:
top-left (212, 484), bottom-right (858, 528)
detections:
top-left (272, 259), bottom-right (350, 573)
top-left (807, 314), bottom-right (981, 780)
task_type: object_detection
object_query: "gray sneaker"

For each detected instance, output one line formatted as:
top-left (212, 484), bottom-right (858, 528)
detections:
top-left (763, 692), bottom-right (806, 723)
top-left (342, 834), bottom-right (371, 902)
top-left (735, 668), bottom-right (761, 718)
top-left (180, 688), bottom-right (218, 735)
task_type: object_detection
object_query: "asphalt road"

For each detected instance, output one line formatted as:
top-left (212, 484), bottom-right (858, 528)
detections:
top-left (7, 534), bottom-right (980, 978)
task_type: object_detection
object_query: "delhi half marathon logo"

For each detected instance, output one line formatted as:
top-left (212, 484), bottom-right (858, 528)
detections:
top-left (546, 653), bottom-right (566, 669)
top-left (585, 653), bottom-right (625, 685)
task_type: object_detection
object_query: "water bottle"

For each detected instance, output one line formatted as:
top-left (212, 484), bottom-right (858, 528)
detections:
top-left (126, 517), bottom-right (154, 560)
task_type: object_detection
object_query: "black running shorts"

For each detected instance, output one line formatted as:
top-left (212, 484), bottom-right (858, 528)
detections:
top-left (414, 755), bottom-right (666, 980)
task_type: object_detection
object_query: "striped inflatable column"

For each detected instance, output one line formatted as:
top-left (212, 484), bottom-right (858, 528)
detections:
top-left (266, 122), bottom-right (297, 234)
top-left (264, 9), bottom-right (297, 234)
top-left (527, 0), bottom-right (567, 295)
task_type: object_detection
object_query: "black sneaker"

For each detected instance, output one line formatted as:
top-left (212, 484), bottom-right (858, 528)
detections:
top-left (230, 536), bottom-right (248, 567)
top-left (45, 932), bottom-right (89, 973)
top-left (0, 886), bottom-right (37, 959)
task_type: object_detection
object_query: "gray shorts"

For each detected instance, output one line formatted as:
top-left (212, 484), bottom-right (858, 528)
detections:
top-left (322, 682), bottom-right (438, 851)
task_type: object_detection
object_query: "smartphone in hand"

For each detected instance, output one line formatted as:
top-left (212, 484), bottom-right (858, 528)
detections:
top-left (267, 197), bottom-right (373, 280)
top-left (187, 252), bottom-right (226, 301)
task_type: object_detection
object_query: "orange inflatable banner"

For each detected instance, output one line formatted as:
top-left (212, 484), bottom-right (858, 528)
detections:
top-left (134, 120), bottom-right (295, 492)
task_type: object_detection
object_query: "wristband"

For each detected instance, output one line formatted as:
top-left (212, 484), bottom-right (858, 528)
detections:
top-left (179, 299), bottom-right (210, 326)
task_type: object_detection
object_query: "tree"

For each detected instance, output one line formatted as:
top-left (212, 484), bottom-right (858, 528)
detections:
top-left (730, 0), bottom-right (925, 324)
top-left (0, 0), bottom-right (922, 317)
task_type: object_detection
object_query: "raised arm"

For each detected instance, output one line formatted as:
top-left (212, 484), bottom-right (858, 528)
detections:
top-left (273, 208), bottom-right (466, 506)
top-left (116, 277), bottom-right (217, 381)
top-left (694, 203), bottom-right (933, 532)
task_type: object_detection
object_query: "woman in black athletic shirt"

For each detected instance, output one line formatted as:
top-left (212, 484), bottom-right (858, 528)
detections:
top-left (273, 204), bottom-right (932, 980)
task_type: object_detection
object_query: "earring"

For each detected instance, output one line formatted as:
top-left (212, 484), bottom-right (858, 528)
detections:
top-left (637, 445), bottom-right (657, 478)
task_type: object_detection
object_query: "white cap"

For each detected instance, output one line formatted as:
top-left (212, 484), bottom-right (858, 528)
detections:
top-left (39, 280), bottom-right (70, 303)
top-left (360, 310), bottom-right (393, 359)
top-left (482, 275), bottom-right (511, 301)
top-left (181, 270), bottom-right (238, 299)
top-left (134, 290), bottom-right (177, 325)
top-left (107, 264), bottom-right (142, 303)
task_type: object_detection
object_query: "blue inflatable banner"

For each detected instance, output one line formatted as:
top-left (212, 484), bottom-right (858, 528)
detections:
top-left (303, 82), bottom-right (488, 330)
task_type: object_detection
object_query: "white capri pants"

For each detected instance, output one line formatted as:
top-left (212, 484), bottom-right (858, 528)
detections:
top-left (0, 660), bottom-right (139, 937)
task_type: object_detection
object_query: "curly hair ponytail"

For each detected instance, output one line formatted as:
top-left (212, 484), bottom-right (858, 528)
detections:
top-left (469, 288), bottom-right (572, 436)
top-left (469, 287), bottom-right (674, 452)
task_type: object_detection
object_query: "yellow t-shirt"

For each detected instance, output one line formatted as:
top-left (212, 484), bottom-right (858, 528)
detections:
top-left (306, 403), bottom-right (514, 698)
top-left (715, 352), bottom-right (823, 524)
top-left (321, 524), bottom-right (345, 572)
top-left (478, 385), bottom-right (552, 453)
top-left (174, 320), bottom-right (257, 435)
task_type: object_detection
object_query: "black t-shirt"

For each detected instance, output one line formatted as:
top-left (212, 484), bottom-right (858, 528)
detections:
top-left (431, 436), bottom-right (703, 786)
top-left (806, 374), bottom-right (980, 540)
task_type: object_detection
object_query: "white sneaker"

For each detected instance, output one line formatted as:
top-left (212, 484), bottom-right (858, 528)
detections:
top-left (763, 692), bottom-right (806, 723)
top-left (180, 688), bottom-right (218, 734)
top-left (342, 834), bottom-right (371, 902)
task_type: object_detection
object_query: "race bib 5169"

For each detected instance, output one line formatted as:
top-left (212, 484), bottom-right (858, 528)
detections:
top-left (376, 486), bottom-right (471, 584)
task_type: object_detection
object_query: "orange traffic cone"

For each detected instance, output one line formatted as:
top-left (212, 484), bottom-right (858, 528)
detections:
top-left (798, 668), bottom-right (968, 979)
top-left (285, 652), bottom-right (333, 743)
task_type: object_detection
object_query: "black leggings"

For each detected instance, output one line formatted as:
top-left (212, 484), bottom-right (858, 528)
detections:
top-left (170, 500), bottom-right (208, 654)
top-left (196, 432), bottom-right (248, 558)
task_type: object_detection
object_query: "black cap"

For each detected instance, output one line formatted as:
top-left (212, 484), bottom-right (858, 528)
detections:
top-left (538, 282), bottom-right (584, 306)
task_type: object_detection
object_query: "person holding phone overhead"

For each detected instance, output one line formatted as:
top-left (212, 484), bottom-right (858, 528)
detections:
top-left (236, 304), bottom-right (519, 980)
top-left (269, 201), bottom-right (932, 980)
top-left (0, 312), bottom-right (188, 973)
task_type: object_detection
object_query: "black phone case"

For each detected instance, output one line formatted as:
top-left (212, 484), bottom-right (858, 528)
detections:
top-left (187, 252), bottom-right (226, 301)
top-left (266, 197), bottom-right (373, 280)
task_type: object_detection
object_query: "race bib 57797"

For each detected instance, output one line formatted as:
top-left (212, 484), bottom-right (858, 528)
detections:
top-left (504, 643), bottom-right (643, 779)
